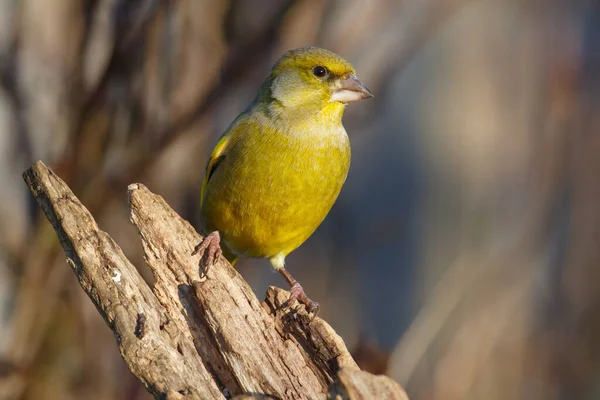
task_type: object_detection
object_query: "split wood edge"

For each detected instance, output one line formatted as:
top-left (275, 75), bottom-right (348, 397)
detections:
top-left (23, 161), bottom-right (408, 400)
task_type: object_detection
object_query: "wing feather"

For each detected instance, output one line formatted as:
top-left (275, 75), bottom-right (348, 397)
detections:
top-left (200, 133), bottom-right (231, 208)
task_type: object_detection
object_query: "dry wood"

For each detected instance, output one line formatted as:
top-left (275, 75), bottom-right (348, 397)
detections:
top-left (22, 160), bottom-right (408, 400)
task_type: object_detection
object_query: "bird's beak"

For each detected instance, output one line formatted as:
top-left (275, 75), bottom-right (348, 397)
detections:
top-left (331, 74), bottom-right (374, 103)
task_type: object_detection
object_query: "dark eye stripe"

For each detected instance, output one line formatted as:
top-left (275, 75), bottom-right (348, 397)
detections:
top-left (312, 66), bottom-right (327, 78)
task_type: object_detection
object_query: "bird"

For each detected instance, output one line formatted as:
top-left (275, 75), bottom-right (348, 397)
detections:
top-left (193, 46), bottom-right (373, 314)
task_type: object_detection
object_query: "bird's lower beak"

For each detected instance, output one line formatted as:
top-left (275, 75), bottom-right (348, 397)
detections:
top-left (331, 74), bottom-right (374, 103)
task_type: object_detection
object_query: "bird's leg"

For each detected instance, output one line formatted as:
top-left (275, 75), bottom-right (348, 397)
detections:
top-left (192, 231), bottom-right (222, 277)
top-left (278, 267), bottom-right (320, 317)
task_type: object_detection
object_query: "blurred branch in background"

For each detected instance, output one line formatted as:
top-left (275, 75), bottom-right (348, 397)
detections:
top-left (0, 0), bottom-right (599, 400)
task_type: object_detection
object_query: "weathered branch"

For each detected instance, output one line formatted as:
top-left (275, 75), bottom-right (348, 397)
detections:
top-left (22, 161), bottom-right (408, 400)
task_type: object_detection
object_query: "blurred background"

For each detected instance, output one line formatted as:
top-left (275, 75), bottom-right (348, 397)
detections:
top-left (0, 0), bottom-right (599, 399)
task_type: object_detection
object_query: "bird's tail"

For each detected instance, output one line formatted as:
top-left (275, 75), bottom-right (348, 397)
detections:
top-left (222, 248), bottom-right (238, 267)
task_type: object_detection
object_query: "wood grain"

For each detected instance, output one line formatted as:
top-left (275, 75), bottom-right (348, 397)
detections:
top-left (23, 161), bottom-right (408, 400)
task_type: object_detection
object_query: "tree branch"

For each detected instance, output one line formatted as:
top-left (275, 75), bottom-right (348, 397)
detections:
top-left (22, 161), bottom-right (408, 400)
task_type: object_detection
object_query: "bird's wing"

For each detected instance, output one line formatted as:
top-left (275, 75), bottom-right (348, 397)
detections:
top-left (200, 132), bottom-right (231, 208)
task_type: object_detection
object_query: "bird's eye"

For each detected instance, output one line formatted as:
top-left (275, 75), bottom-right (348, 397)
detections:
top-left (312, 66), bottom-right (328, 78)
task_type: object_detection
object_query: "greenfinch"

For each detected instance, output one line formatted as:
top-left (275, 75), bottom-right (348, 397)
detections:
top-left (193, 46), bottom-right (372, 313)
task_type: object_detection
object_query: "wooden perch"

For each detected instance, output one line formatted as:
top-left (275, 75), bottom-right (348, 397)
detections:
top-left (22, 161), bottom-right (408, 400)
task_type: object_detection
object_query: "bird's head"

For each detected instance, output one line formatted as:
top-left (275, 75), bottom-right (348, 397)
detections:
top-left (260, 47), bottom-right (373, 123)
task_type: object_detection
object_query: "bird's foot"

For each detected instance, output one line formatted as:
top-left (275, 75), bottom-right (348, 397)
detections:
top-left (192, 231), bottom-right (222, 277)
top-left (284, 282), bottom-right (320, 319)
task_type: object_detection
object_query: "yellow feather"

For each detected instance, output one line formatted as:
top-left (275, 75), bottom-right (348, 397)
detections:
top-left (200, 132), bottom-right (231, 209)
top-left (199, 46), bottom-right (371, 267)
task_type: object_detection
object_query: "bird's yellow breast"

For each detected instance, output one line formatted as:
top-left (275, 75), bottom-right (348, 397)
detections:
top-left (200, 110), bottom-right (350, 259)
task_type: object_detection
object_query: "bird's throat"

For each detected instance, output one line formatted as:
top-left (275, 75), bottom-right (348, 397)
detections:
top-left (268, 99), bottom-right (346, 131)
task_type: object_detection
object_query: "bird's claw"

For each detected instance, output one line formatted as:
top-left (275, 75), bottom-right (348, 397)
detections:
top-left (283, 282), bottom-right (320, 321)
top-left (192, 231), bottom-right (222, 277)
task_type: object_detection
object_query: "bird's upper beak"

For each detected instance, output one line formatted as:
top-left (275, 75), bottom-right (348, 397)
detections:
top-left (331, 74), bottom-right (374, 103)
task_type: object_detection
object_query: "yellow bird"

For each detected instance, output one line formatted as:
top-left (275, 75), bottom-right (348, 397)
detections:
top-left (194, 46), bottom-right (372, 313)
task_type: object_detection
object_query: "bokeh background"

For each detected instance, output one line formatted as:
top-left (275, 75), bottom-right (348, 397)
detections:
top-left (1, 0), bottom-right (599, 399)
